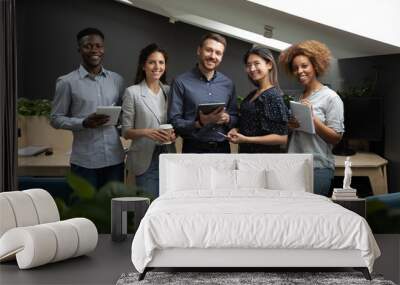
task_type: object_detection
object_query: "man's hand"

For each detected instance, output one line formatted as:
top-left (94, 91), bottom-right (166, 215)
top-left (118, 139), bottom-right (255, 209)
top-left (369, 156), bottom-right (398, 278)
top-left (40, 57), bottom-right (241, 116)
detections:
top-left (199, 107), bottom-right (230, 126)
top-left (83, 113), bottom-right (110, 128)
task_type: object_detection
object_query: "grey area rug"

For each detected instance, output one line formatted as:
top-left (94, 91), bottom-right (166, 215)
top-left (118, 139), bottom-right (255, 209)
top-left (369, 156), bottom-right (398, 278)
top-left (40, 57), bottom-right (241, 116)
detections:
top-left (116, 271), bottom-right (396, 285)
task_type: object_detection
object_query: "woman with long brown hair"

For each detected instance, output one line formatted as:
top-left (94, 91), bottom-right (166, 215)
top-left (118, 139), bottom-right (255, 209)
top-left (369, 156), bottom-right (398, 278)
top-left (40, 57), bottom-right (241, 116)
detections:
top-left (122, 43), bottom-right (175, 198)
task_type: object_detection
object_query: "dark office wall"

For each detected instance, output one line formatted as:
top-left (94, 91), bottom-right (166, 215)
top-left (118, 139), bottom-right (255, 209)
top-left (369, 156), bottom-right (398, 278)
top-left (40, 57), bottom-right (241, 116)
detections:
top-left (339, 54), bottom-right (400, 193)
top-left (16, 0), bottom-right (302, 102)
top-left (17, 0), bottom-right (255, 100)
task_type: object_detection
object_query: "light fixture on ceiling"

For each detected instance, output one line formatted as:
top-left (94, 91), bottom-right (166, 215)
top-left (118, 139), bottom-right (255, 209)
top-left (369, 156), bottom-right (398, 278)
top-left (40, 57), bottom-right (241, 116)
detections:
top-left (172, 14), bottom-right (290, 51)
top-left (115, 0), bottom-right (133, 6)
top-left (264, 25), bottom-right (274, 38)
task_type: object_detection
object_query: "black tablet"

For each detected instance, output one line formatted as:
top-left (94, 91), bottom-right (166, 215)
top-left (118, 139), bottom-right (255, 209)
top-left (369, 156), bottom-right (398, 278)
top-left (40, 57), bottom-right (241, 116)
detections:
top-left (197, 102), bottom-right (225, 115)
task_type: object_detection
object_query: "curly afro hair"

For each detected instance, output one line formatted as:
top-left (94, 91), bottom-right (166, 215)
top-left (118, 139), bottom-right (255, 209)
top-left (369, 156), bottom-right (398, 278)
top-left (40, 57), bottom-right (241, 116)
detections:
top-left (279, 40), bottom-right (331, 77)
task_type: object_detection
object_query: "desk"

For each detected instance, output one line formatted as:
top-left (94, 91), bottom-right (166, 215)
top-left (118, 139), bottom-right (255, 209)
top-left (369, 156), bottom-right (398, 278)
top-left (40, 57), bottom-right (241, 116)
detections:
top-left (334, 152), bottom-right (388, 195)
top-left (18, 149), bottom-right (70, 176)
top-left (18, 138), bottom-right (130, 177)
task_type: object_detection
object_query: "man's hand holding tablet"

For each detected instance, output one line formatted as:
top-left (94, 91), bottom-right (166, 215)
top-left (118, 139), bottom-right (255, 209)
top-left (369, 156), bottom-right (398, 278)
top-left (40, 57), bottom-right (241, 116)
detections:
top-left (197, 102), bottom-right (229, 126)
top-left (83, 113), bottom-right (110, 128)
top-left (198, 102), bottom-right (226, 115)
top-left (83, 106), bottom-right (122, 128)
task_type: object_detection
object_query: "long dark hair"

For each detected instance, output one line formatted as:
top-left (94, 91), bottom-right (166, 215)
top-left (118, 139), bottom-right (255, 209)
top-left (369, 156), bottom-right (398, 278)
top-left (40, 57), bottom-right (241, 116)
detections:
top-left (243, 46), bottom-right (281, 92)
top-left (134, 43), bottom-right (168, 84)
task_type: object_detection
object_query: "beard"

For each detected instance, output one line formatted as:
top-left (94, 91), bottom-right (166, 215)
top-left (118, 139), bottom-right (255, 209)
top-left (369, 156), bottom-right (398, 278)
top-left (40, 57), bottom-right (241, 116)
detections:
top-left (200, 58), bottom-right (219, 71)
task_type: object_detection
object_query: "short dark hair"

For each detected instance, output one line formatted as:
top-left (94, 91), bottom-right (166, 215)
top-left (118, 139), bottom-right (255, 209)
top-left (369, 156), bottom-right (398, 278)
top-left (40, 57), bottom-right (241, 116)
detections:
top-left (76, 27), bottom-right (104, 45)
top-left (199, 33), bottom-right (227, 48)
top-left (134, 43), bottom-right (168, 84)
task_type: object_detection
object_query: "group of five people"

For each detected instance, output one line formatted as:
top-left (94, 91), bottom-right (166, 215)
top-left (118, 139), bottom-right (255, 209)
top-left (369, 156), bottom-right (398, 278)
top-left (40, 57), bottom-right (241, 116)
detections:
top-left (50, 27), bottom-right (344, 199)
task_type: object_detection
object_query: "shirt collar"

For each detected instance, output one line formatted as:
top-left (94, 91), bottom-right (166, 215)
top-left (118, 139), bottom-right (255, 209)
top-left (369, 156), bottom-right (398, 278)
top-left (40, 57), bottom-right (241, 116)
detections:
top-left (193, 65), bottom-right (218, 82)
top-left (78, 65), bottom-right (108, 79)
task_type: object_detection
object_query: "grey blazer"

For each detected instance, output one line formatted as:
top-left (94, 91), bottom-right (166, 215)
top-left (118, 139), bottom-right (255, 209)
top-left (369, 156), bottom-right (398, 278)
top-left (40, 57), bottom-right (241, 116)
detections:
top-left (122, 80), bottom-right (175, 176)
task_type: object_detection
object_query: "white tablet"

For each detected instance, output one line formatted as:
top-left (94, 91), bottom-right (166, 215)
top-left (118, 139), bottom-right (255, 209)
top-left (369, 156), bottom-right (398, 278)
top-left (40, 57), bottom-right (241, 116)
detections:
top-left (290, 101), bottom-right (315, 134)
top-left (96, 106), bottom-right (121, 126)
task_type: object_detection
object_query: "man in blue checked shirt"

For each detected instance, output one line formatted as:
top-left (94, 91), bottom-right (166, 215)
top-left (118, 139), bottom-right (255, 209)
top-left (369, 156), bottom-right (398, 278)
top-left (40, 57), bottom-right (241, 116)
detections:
top-left (168, 33), bottom-right (238, 153)
top-left (50, 27), bottom-right (125, 189)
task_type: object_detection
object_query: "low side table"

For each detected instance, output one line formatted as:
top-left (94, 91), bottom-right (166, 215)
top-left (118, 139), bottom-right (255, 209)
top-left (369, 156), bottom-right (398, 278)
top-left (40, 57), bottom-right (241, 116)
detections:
top-left (332, 198), bottom-right (366, 218)
top-left (111, 197), bottom-right (150, 242)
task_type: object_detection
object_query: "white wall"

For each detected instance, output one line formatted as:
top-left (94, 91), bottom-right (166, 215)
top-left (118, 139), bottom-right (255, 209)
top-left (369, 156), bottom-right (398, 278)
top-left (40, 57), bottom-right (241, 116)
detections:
top-left (125, 0), bottom-right (400, 58)
top-left (249, 0), bottom-right (400, 48)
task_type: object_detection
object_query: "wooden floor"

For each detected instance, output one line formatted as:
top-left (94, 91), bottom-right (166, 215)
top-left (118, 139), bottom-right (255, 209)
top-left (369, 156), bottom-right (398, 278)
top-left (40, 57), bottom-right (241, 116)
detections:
top-left (1, 234), bottom-right (398, 285)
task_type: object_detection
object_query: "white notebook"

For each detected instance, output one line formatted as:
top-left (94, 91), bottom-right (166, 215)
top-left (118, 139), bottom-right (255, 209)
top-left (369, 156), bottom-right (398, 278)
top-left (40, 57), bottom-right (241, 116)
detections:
top-left (18, 146), bottom-right (50, 157)
top-left (290, 101), bottom-right (315, 134)
top-left (96, 106), bottom-right (121, 126)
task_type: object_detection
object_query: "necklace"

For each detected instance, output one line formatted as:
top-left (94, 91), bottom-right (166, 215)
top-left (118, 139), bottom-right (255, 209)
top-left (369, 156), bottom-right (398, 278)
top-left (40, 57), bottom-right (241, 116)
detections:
top-left (301, 85), bottom-right (323, 100)
top-left (311, 85), bottom-right (323, 95)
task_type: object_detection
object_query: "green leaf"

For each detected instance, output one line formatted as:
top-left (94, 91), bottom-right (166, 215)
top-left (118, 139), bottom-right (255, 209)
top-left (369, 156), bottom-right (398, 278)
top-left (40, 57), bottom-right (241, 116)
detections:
top-left (17, 97), bottom-right (52, 117)
top-left (54, 197), bottom-right (70, 219)
top-left (66, 171), bottom-right (96, 200)
top-left (237, 96), bottom-right (244, 106)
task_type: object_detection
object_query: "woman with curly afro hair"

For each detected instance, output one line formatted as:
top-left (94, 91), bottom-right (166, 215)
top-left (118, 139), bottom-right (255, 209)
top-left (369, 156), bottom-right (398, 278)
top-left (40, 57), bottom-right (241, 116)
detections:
top-left (279, 40), bottom-right (344, 197)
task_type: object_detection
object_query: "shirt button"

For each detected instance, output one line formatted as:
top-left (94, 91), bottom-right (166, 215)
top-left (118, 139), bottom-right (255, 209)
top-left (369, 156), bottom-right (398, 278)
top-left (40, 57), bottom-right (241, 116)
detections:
top-left (208, 93), bottom-right (212, 96)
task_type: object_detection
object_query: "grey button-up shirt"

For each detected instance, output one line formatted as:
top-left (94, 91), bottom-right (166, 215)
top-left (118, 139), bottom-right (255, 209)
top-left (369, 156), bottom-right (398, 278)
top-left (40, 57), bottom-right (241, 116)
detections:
top-left (168, 67), bottom-right (238, 142)
top-left (50, 65), bottom-right (125, 169)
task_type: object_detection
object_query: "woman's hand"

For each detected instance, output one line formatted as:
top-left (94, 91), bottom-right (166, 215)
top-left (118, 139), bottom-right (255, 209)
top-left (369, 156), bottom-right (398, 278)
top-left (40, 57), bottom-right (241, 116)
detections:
top-left (145, 129), bottom-right (170, 143)
top-left (288, 117), bottom-right (300, 130)
top-left (300, 99), bottom-right (314, 117)
top-left (227, 128), bottom-right (238, 138)
top-left (170, 130), bottom-right (177, 142)
top-left (228, 129), bottom-right (247, 144)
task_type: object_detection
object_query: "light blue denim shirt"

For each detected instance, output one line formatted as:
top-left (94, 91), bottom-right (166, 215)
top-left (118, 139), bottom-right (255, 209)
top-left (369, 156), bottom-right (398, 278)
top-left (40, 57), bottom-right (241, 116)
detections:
top-left (50, 65), bottom-right (125, 169)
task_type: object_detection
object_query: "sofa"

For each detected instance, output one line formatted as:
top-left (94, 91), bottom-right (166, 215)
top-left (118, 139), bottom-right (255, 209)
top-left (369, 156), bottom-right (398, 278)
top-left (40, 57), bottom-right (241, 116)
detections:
top-left (0, 188), bottom-right (98, 269)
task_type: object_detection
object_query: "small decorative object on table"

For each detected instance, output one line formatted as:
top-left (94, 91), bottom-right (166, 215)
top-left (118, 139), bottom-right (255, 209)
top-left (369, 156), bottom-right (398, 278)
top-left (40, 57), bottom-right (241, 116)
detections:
top-left (332, 157), bottom-right (366, 217)
top-left (333, 156), bottom-right (358, 200)
top-left (111, 197), bottom-right (150, 242)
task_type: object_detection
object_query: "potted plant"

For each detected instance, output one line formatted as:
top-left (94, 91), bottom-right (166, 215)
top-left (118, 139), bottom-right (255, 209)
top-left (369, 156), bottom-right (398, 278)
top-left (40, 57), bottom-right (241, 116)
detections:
top-left (17, 97), bottom-right (72, 149)
top-left (55, 172), bottom-right (154, 233)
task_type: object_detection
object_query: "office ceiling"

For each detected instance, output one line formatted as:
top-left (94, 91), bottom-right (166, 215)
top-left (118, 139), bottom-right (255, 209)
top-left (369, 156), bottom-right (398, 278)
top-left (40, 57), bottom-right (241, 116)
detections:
top-left (115, 0), bottom-right (400, 59)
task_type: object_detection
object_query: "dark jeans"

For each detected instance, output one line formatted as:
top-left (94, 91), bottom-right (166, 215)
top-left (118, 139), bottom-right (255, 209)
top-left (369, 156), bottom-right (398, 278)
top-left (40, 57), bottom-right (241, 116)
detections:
top-left (314, 168), bottom-right (334, 197)
top-left (182, 139), bottom-right (231, 153)
top-left (135, 145), bottom-right (167, 198)
top-left (70, 162), bottom-right (124, 190)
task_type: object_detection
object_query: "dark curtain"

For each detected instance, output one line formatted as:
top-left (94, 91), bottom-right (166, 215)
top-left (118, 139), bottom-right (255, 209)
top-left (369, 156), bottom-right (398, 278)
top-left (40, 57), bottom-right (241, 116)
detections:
top-left (0, 0), bottom-right (18, 192)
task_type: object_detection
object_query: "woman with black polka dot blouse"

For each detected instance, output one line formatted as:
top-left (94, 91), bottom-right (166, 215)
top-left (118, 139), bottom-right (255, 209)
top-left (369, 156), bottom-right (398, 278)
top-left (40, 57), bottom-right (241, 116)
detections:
top-left (227, 46), bottom-right (289, 153)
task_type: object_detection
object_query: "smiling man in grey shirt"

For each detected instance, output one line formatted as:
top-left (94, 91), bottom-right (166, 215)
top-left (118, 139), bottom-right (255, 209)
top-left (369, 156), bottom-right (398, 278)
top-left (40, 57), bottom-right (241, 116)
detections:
top-left (50, 27), bottom-right (125, 190)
